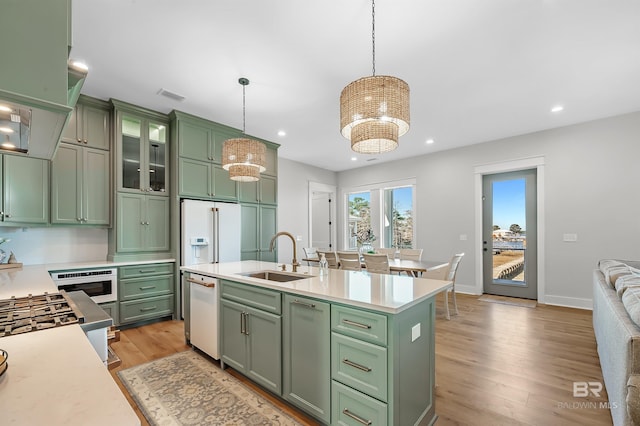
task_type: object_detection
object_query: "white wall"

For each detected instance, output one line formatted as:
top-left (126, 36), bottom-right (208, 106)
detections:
top-left (276, 158), bottom-right (337, 264)
top-left (336, 111), bottom-right (640, 308)
top-left (0, 227), bottom-right (108, 265)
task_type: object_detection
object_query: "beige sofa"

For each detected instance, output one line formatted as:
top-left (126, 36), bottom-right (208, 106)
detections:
top-left (593, 260), bottom-right (640, 425)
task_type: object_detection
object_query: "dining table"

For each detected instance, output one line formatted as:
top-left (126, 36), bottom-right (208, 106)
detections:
top-left (301, 257), bottom-right (449, 277)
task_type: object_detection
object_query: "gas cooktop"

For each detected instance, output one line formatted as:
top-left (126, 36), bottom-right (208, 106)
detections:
top-left (0, 291), bottom-right (84, 337)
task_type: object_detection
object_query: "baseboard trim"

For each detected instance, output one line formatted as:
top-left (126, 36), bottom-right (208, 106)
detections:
top-left (541, 295), bottom-right (592, 310)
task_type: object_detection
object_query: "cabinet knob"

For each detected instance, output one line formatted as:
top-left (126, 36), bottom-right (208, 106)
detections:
top-left (83, 217), bottom-right (88, 222)
top-left (4, 214), bottom-right (11, 218)
top-left (83, 139), bottom-right (88, 144)
top-left (77, 138), bottom-right (82, 143)
top-left (140, 221), bottom-right (145, 225)
top-left (145, 221), bottom-right (150, 225)
top-left (77, 217), bottom-right (82, 222)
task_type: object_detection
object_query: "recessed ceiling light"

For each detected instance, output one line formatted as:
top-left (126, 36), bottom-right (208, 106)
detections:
top-left (426, 139), bottom-right (434, 144)
top-left (0, 127), bottom-right (14, 133)
top-left (0, 105), bottom-right (12, 113)
top-left (351, 157), bottom-right (357, 161)
top-left (277, 130), bottom-right (286, 137)
top-left (551, 105), bottom-right (564, 113)
top-left (71, 61), bottom-right (89, 71)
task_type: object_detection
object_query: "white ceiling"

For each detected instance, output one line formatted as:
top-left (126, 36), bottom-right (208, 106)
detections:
top-left (72, 0), bottom-right (640, 172)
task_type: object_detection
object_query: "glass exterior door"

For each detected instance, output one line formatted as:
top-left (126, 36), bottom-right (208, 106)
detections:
top-left (482, 169), bottom-right (537, 299)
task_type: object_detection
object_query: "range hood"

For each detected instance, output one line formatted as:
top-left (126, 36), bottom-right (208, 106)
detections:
top-left (0, 62), bottom-right (87, 159)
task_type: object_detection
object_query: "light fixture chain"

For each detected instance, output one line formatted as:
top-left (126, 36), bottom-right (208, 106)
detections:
top-left (372, 0), bottom-right (376, 76)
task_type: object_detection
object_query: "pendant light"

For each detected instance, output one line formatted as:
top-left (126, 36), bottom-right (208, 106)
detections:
top-left (222, 78), bottom-right (266, 182)
top-left (340, 0), bottom-right (410, 154)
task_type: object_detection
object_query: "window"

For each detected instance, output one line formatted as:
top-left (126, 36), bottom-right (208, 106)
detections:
top-left (347, 191), bottom-right (371, 250)
top-left (344, 179), bottom-right (415, 250)
top-left (383, 186), bottom-right (413, 249)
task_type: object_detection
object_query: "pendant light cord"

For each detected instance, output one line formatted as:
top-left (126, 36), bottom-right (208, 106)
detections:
top-left (372, 0), bottom-right (376, 76)
top-left (242, 83), bottom-right (246, 134)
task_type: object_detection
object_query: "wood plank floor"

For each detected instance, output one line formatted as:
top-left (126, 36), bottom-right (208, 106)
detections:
top-left (109, 293), bottom-right (613, 425)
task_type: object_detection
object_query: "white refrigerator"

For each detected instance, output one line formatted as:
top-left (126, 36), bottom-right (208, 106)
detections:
top-left (181, 199), bottom-right (241, 360)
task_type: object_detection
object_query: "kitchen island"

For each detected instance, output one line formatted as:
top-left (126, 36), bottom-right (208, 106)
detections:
top-left (182, 260), bottom-right (452, 425)
top-left (0, 265), bottom-right (139, 426)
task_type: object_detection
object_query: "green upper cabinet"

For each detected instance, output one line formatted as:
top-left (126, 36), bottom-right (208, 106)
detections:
top-left (172, 110), bottom-right (240, 164)
top-left (238, 175), bottom-right (277, 205)
top-left (51, 143), bottom-right (110, 225)
top-left (113, 100), bottom-right (169, 196)
top-left (0, 0), bottom-right (69, 105)
top-left (115, 193), bottom-right (170, 253)
top-left (178, 158), bottom-right (238, 201)
top-left (241, 203), bottom-right (277, 262)
top-left (264, 145), bottom-right (278, 177)
top-left (1, 155), bottom-right (49, 224)
top-left (60, 95), bottom-right (111, 150)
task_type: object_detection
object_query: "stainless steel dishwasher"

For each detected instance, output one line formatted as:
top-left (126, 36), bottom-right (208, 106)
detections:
top-left (188, 273), bottom-right (219, 359)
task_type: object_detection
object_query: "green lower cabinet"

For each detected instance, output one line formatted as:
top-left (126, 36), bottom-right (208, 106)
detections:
top-left (117, 262), bottom-right (175, 325)
top-left (221, 298), bottom-right (282, 395)
top-left (119, 294), bottom-right (173, 324)
top-left (283, 294), bottom-right (331, 424)
top-left (332, 381), bottom-right (388, 426)
top-left (99, 301), bottom-right (119, 325)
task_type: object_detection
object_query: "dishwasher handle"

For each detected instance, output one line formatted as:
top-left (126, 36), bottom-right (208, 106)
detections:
top-left (186, 277), bottom-right (216, 288)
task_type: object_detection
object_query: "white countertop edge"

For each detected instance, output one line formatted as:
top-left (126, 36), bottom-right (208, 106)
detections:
top-left (45, 258), bottom-right (176, 272)
top-left (181, 261), bottom-right (452, 314)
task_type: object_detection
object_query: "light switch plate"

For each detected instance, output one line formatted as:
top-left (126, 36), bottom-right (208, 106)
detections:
top-left (563, 233), bottom-right (578, 242)
top-left (459, 234), bottom-right (468, 241)
top-left (411, 323), bottom-right (421, 342)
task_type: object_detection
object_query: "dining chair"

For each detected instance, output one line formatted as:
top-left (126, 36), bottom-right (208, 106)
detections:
top-left (424, 253), bottom-right (464, 320)
top-left (337, 251), bottom-right (361, 271)
top-left (363, 253), bottom-right (390, 274)
top-left (375, 248), bottom-right (396, 259)
top-left (317, 250), bottom-right (339, 269)
top-left (399, 248), bottom-right (423, 261)
top-left (303, 247), bottom-right (318, 266)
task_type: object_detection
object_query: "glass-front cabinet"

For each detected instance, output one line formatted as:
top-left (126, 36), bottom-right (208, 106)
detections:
top-left (115, 100), bottom-right (169, 196)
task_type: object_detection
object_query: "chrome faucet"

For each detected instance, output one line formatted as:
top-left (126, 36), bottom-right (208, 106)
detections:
top-left (269, 231), bottom-right (300, 272)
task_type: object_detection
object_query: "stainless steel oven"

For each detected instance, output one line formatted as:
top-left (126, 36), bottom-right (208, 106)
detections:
top-left (50, 268), bottom-right (118, 304)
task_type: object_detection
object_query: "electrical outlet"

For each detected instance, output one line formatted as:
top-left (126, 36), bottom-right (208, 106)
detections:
top-left (411, 323), bottom-right (421, 342)
top-left (296, 235), bottom-right (303, 241)
top-left (563, 233), bottom-right (578, 242)
top-left (459, 234), bottom-right (467, 241)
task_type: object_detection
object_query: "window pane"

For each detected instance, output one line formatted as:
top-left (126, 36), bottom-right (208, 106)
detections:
top-left (348, 192), bottom-right (372, 250)
top-left (383, 186), bottom-right (413, 248)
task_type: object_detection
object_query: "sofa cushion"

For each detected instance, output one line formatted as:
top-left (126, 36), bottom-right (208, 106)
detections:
top-left (615, 274), bottom-right (640, 297)
top-left (622, 287), bottom-right (640, 328)
top-left (627, 375), bottom-right (640, 425)
top-left (604, 265), bottom-right (632, 288)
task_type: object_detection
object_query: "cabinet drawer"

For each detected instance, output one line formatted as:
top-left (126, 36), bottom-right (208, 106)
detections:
top-left (332, 380), bottom-right (388, 426)
top-left (119, 263), bottom-right (174, 279)
top-left (332, 332), bottom-right (388, 402)
top-left (332, 305), bottom-right (387, 346)
top-left (120, 275), bottom-right (173, 300)
top-left (221, 280), bottom-right (281, 315)
top-left (119, 294), bottom-right (173, 324)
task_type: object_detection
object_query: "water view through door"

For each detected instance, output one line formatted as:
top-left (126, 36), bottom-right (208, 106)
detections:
top-left (482, 169), bottom-right (537, 299)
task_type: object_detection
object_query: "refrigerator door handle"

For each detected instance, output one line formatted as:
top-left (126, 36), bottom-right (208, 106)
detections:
top-left (212, 207), bottom-right (220, 263)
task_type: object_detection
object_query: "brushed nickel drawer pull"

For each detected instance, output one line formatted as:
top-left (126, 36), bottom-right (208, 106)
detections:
top-left (240, 312), bottom-right (245, 334)
top-left (140, 306), bottom-right (157, 312)
top-left (343, 408), bottom-right (372, 425)
top-left (140, 270), bottom-right (156, 273)
top-left (342, 319), bottom-right (372, 329)
top-left (342, 358), bottom-right (372, 372)
top-left (292, 299), bottom-right (316, 309)
top-left (139, 285), bottom-right (156, 290)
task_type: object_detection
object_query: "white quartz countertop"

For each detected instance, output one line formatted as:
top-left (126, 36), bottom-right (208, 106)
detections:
top-left (0, 325), bottom-right (139, 426)
top-left (181, 261), bottom-right (452, 314)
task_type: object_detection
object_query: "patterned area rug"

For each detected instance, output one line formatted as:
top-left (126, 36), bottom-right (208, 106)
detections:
top-left (117, 350), bottom-right (303, 426)
top-left (478, 294), bottom-right (537, 308)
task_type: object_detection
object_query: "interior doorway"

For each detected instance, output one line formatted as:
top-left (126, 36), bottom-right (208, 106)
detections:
top-left (482, 169), bottom-right (537, 299)
top-left (308, 182), bottom-right (336, 251)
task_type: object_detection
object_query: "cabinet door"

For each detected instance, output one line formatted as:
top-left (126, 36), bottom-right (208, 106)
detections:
top-left (264, 146), bottom-right (278, 176)
top-left (82, 104), bottom-right (110, 150)
top-left (116, 193), bottom-right (145, 252)
top-left (145, 195), bottom-right (170, 251)
top-left (83, 147), bottom-right (110, 225)
top-left (60, 105), bottom-right (80, 143)
top-left (221, 299), bottom-right (248, 372)
top-left (260, 175), bottom-right (277, 205)
top-left (177, 120), bottom-right (212, 161)
top-left (3, 155), bottom-right (49, 224)
top-left (283, 294), bottom-right (331, 423)
top-left (238, 181), bottom-right (259, 203)
top-left (241, 204), bottom-right (259, 258)
top-left (259, 205), bottom-right (277, 253)
top-left (179, 157), bottom-right (211, 198)
top-left (51, 143), bottom-right (82, 224)
top-left (147, 121), bottom-right (168, 194)
top-left (212, 164), bottom-right (238, 200)
top-left (120, 115), bottom-right (144, 192)
top-left (246, 305), bottom-right (282, 395)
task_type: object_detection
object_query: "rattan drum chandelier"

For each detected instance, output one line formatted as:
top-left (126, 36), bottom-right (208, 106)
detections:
top-left (222, 78), bottom-right (266, 182)
top-left (340, 0), bottom-right (410, 154)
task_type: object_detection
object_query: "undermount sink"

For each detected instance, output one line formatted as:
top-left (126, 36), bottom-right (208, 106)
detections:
top-left (240, 270), bottom-right (312, 282)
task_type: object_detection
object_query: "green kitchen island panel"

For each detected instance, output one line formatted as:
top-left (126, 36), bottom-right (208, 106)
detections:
top-left (182, 260), bottom-right (451, 425)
